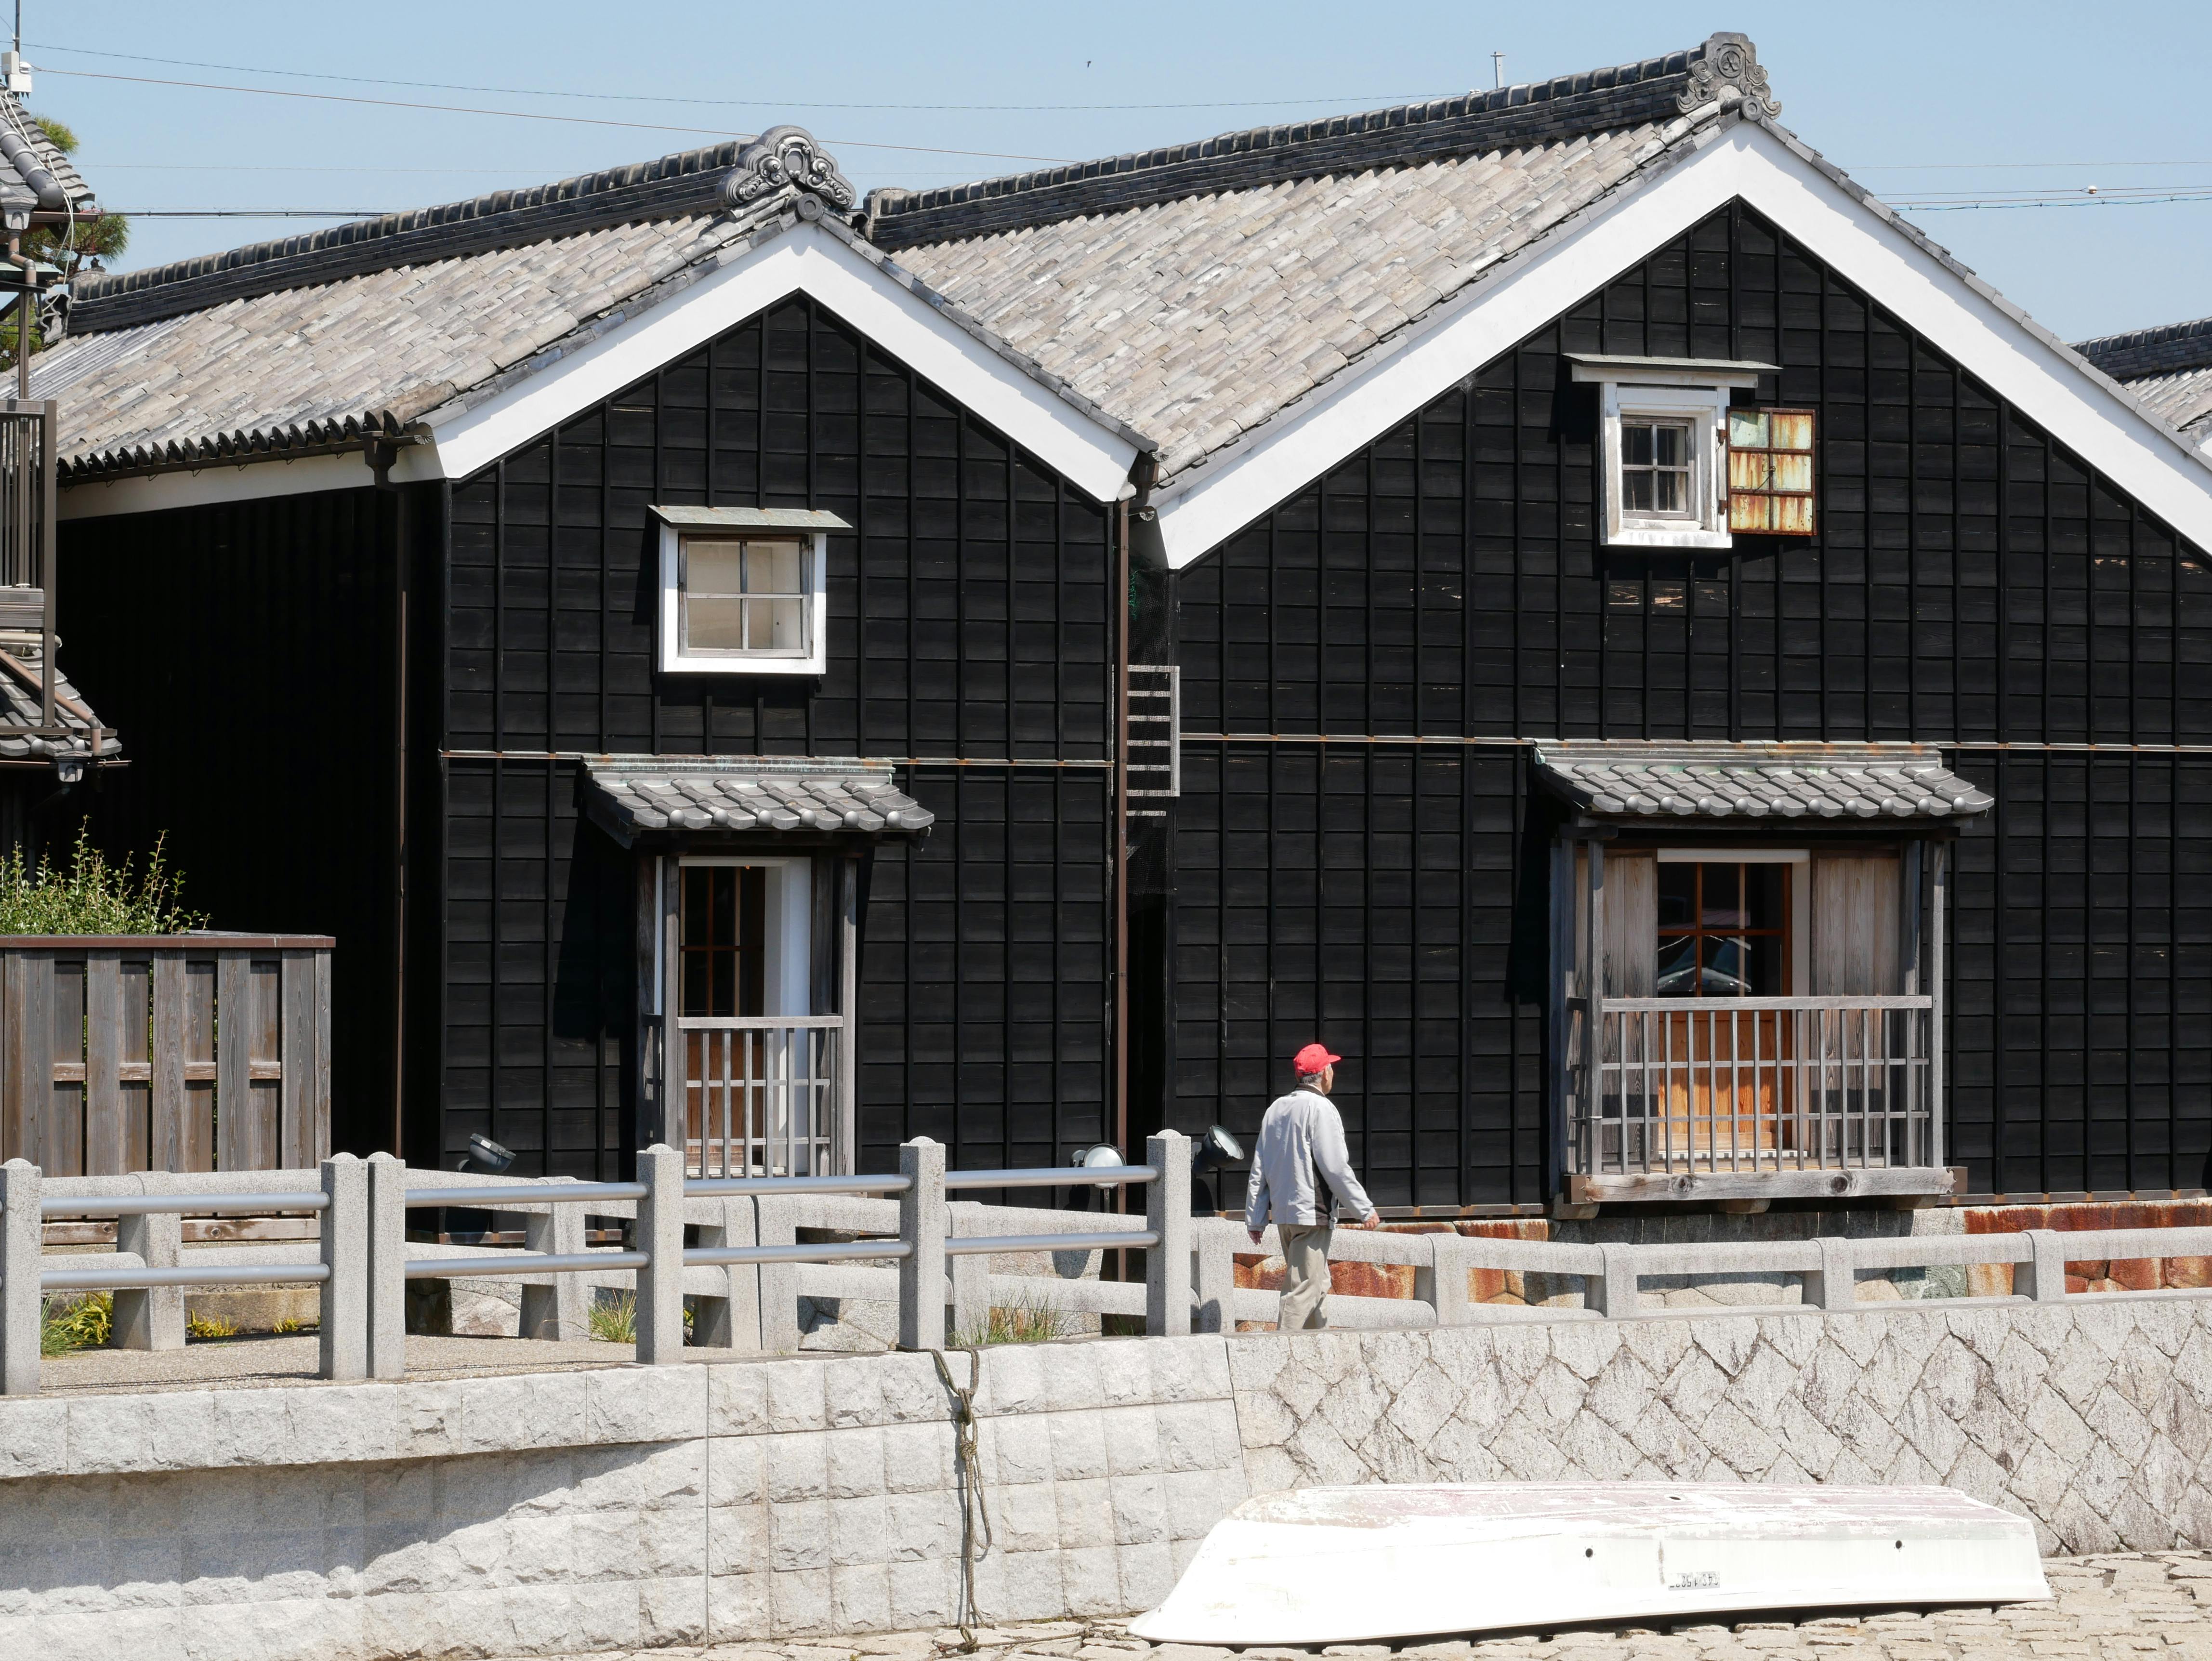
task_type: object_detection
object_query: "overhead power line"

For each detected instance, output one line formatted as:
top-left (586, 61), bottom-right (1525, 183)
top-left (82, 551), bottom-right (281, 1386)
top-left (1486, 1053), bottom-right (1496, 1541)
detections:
top-left (31, 40), bottom-right (1453, 114)
top-left (1900, 192), bottom-right (2212, 211)
top-left (37, 67), bottom-right (1078, 165)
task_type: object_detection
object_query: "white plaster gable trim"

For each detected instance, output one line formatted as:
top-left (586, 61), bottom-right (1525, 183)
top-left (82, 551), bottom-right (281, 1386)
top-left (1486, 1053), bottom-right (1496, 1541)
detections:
top-left (58, 449), bottom-right (375, 521)
top-left (1152, 119), bottom-right (2212, 567)
top-left (61, 214), bottom-right (1146, 520)
top-left (420, 219), bottom-right (1141, 501)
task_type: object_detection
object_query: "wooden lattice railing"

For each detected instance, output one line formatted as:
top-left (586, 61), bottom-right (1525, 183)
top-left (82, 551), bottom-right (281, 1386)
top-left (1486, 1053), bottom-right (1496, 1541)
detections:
top-left (0, 934), bottom-right (332, 1173)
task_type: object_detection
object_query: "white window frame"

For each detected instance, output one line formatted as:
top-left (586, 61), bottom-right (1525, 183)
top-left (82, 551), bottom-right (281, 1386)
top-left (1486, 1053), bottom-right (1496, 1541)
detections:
top-left (1570, 356), bottom-right (1770, 551)
top-left (652, 505), bottom-right (847, 677)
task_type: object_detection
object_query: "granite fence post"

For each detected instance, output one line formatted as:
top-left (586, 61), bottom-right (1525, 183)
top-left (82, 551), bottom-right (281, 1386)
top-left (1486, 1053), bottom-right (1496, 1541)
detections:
top-left (2020, 1229), bottom-right (2070, 1303)
top-left (1193, 1217), bottom-right (1236, 1333)
top-left (366, 1152), bottom-right (407, 1379)
top-left (319, 1153), bottom-right (369, 1381)
top-left (755, 1191), bottom-right (802, 1353)
top-left (1809, 1235), bottom-right (1858, 1311)
top-left (690, 1193), bottom-right (761, 1351)
top-left (634, 1143), bottom-right (685, 1362)
top-left (1430, 1230), bottom-right (1472, 1326)
top-left (521, 1189), bottom-right (586, 1341)
top-left (1145, 1129), bottom-right (1192, 1336)
top-left (897, 1136), bottom-right (946, 1351)
top-left (1589, 1241), bottom-right (1638, 1317)
top-left (0, 1157), bottom-right (39, 1395)
top-left (113, 1205), bottom-right (184, 1351)
top-left (948, 1199), bottom-right (988, 1343)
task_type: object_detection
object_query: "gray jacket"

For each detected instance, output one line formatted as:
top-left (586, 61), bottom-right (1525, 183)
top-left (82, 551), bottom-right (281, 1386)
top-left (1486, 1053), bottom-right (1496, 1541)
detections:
top-left (1244, 1083), bottom-right (1375, 1230)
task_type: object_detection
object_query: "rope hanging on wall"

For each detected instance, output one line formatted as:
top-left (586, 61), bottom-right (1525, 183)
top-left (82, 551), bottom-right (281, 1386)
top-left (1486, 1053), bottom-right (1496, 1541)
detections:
top-left (932, 1346), bottom-right (995, 1651)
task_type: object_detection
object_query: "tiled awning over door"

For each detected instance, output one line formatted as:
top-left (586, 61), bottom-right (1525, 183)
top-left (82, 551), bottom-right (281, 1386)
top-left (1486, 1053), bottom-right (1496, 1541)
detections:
top-left (580, 755), bottom-right (934, 843)
top-left (1532, 740), bottom-right (1993, 825)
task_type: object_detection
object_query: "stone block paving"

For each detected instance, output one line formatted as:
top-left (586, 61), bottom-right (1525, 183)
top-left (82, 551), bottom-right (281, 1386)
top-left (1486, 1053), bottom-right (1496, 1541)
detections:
top-left (521, 1552), bottom-right (2212, 1661)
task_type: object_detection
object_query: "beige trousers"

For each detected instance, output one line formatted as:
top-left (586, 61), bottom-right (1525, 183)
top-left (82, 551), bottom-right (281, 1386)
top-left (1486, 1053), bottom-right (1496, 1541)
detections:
top-left (1277, 1224), bottom-right (1333, 1330)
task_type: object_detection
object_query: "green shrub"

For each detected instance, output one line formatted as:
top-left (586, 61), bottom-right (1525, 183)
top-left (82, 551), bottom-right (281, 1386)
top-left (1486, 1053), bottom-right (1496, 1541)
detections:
top-left (40, 1291), bottom-right (112, 1355)
top-left (0, 827), bottom-right (206, 935)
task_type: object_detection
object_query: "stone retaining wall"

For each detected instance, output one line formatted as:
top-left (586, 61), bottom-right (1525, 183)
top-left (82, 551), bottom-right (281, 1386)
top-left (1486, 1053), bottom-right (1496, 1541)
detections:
top-left (7, 1294), bottom-right (2212, 1661)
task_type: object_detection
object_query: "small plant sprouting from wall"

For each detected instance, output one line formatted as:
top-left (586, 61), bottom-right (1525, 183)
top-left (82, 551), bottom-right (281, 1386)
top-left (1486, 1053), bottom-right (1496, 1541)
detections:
top-left (0, 827), bottom-right (207, 935)
top-left (588, 1289), bottom-right (636, 1344)
top-left (953, 1285), bottom-right (1073, 1347)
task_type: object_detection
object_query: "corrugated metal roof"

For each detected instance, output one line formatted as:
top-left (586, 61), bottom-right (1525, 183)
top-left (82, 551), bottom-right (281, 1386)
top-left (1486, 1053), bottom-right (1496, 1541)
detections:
top-left (581, 756), bottom-right (933, 841)
top-left (1533, 740), bottom-right (1993, 823)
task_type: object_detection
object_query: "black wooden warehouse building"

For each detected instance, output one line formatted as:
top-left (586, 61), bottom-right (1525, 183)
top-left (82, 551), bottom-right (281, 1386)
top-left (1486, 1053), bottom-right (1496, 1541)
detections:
top-left (40, 33), bottom-right (2212, 1212)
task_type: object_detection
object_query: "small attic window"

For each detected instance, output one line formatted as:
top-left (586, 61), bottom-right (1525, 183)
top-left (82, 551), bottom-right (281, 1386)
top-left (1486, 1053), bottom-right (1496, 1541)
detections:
top-left (1727, 409), bottom-right (1817, 536)
top-left (652, 505), bottom-right (849, 677)
top-left (1569, 354), bottom-right (1777, 551)
top-left (682, 539), bottom-right (810, 656)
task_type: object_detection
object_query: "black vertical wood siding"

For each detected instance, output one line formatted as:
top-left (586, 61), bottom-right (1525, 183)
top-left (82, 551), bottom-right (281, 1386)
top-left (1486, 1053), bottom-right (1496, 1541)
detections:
top-left (1170, 201), bottom-right (2212, 1203)
top-left (445, 293), bottom-right (1112, 1176)
top-left (59, 489), bottom-right (402, 1156)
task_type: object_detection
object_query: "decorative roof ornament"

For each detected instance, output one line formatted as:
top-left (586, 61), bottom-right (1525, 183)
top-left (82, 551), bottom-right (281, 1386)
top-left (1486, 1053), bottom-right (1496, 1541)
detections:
top-left (726, 126), bottom-right (857, 213)
top-left (1678, 32), bottom-right (1779, 121)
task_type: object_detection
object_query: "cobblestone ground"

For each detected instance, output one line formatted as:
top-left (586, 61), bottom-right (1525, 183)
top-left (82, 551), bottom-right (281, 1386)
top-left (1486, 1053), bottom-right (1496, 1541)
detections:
top-left (541, 1552), bottom-right (2212, 1661)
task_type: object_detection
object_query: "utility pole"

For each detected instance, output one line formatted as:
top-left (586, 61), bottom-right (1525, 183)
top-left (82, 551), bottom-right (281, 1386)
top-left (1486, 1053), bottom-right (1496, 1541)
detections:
top-left (1492, 51), bottom-right (1506, 90)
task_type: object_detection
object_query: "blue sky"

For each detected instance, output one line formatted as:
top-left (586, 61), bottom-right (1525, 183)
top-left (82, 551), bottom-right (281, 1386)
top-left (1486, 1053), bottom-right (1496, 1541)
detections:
top-left (34, 1), bottom-right (2212, 342)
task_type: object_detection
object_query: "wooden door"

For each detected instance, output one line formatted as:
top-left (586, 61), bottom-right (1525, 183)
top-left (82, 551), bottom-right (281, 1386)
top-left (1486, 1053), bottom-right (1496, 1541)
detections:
top-left (1646, 857), bottom-right (1791, 1165)
top-left (680, 864), bottom-right (767, 1174)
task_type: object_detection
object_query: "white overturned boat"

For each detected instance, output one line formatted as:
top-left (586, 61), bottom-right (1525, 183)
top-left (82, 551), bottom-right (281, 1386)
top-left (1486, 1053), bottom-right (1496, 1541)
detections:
top-left (1131, 1483), bottom-right (2048, 1645)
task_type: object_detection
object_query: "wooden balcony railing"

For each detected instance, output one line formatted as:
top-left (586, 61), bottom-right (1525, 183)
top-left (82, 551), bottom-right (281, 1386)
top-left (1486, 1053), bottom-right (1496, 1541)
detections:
top-left (1567, 994), bottom-right (1942, 1199)
top-left (678, 1014), bottom-right (847, 1179)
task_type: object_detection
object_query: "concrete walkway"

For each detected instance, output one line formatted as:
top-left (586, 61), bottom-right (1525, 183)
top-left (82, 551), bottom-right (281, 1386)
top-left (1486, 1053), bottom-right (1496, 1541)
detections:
top-left (509, 1552), bottom-right (2212, 1661)
top-left (33, 1331), bottom-right (634, 1393)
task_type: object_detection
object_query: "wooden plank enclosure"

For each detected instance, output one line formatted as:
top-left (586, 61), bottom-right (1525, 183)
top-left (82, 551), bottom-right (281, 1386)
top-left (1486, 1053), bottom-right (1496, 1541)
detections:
top-left (0, 934), bottom-right (333, 1173)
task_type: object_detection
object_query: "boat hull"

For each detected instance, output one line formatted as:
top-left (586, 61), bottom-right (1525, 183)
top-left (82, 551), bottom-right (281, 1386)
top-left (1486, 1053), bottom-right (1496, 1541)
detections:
top-left (1130, 1483), bottom-right (2049, 1645)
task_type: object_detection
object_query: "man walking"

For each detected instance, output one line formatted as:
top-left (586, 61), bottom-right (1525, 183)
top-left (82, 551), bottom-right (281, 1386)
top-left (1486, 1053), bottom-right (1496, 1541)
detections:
top-left (1245, 1044), bottom-right (1379, 1330)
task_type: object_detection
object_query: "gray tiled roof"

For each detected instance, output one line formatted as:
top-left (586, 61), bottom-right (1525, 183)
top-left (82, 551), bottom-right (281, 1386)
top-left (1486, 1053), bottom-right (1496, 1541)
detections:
top-left (37, 207), bottom-right (771, 476)
top-left (36, 128), bottom-right (1148, 480)
top-left (581, 757), bottom-right (933, 842)
top-left (873, 36), bottom-right (1786, 482)
top-left (0, 98), bottom-right (96, 225)
top-left (40, 39), bottom-right (1775, 488)
top-left (887, 119), bottom-right (1701, 481)
top-left (1533, 741), bottom-right (1993, 823)
top-left (2114, 365), bottom-right (2212, 436)
top-left (2075, 316), bottom-right (2212, 435)
top-left (0, 647), bottom-right (117, 764)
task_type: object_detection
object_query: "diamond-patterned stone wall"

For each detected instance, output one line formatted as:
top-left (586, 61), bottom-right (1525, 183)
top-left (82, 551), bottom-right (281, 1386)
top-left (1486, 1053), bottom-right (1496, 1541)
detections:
top-left (1227, 1299), bottom-right (2212, 1555)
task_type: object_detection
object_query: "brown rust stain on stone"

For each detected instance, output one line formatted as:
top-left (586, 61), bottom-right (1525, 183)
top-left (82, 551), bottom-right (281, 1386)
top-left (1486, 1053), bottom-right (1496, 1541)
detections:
top-left (1963, 1199), bottom-right (2212, 1295)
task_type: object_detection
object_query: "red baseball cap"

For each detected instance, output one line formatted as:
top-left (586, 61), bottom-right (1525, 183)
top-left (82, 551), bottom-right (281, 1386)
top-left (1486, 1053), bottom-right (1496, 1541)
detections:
top-left (1292, 1043), bottom-right (1342, 1076)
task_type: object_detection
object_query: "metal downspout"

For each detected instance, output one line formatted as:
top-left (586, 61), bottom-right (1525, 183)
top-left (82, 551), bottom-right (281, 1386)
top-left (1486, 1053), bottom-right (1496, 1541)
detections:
top-left (371, 434), bottom-right (411, 1157)
top-left (1114, 491), bottom-right (1131, 1165)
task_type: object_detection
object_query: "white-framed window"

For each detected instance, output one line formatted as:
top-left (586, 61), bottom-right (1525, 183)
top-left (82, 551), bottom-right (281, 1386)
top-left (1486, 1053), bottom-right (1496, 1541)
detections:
top-left (652, 505), bottom-right (848, 676)
top-left (1569, 355), bottom-right (1773, 550)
